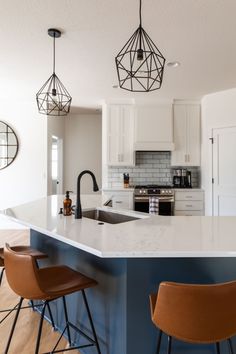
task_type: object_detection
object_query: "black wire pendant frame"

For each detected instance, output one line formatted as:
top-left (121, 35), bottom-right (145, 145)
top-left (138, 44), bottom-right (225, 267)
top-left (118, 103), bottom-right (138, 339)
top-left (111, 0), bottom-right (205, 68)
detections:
top-left (36, 29), bottom-right (72, 116)
top-left (115, 0), bottom-right (166, 92)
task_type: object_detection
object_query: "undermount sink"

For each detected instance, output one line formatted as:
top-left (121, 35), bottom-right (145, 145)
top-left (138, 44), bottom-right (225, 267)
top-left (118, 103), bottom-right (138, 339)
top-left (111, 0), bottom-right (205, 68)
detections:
top-left (82, 209), bottom-right (140, 224)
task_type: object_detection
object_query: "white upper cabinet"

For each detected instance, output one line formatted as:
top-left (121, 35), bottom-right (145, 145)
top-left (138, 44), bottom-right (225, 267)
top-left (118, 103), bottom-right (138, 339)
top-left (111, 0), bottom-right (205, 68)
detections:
top-left (134, 104), bottom-right (174, 151)
top-left (171, 104), bottom-right (201, 166)
top-left (105, 104), bottom-right (135, 166)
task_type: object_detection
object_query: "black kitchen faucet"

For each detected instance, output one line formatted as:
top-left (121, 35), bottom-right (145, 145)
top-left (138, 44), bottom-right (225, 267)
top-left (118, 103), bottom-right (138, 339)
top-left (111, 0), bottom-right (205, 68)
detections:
top-left (74, 170), bottom-right (99, 219)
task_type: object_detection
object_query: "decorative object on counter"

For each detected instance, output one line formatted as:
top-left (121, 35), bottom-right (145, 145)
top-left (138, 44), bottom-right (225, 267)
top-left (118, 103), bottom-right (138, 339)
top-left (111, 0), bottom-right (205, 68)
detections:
top-left (123, 173), bottom-right (130, 188)
top-left (115, 0), bottom-right (165, 92)
top-left (36, 28), bottom-right (72, 116)
top-left (63, 191), bottom-right (72, 216)
top-left (74, 170), bottom-right (99, 219)
top-left (58, 207), bottom-right (63, 214)
top-left (0, 121), bottom-right (18, 170)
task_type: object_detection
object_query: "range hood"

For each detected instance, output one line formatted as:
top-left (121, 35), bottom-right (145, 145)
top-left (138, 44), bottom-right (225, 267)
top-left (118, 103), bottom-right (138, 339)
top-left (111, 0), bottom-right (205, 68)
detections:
top-left (134, 141), bottom-right (175, 151)
top-left (134, 104), bottom-right (175, 151)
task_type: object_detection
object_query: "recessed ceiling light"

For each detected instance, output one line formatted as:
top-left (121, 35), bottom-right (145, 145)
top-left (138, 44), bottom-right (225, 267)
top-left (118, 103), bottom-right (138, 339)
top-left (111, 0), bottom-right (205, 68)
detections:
top-left (167, 61), bottom-right (180, 68)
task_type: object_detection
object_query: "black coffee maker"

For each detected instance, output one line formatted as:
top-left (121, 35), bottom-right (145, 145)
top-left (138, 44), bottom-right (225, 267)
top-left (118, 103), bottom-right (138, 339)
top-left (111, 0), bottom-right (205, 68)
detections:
top-left (173, 169), bottom-right (192, 188)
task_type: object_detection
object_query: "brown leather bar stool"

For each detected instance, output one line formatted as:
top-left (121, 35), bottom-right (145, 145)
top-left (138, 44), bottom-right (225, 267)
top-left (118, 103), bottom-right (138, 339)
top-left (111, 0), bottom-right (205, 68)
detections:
top-left (0, 246), bottom-right (55, 327)
top-left (4, 243), bottom-right (101, 354)
top-left (150, 281), bottom-right (236, 354)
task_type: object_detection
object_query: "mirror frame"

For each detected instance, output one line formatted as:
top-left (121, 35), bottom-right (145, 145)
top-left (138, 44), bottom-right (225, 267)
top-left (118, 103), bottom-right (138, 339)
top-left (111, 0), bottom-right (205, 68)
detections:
top-left (0, 121), bottom-right (19, 170)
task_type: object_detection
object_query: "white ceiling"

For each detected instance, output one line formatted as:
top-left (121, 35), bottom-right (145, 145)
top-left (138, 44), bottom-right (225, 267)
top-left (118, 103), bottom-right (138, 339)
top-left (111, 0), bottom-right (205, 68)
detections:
top-left (1, 0), bottom-right (236, 109)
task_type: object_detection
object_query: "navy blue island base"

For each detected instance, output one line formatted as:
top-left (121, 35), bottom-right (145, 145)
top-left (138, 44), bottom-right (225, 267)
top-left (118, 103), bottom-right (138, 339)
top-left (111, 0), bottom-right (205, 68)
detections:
top-left (31, 229), bottom-right (236, 354)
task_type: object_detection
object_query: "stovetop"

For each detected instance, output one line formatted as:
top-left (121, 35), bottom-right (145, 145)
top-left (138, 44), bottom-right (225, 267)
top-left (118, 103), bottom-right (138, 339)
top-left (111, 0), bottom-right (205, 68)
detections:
top-left (134, 185), bottom-right (174, 196)
top-left (135, 185), bottom-right (173, 189)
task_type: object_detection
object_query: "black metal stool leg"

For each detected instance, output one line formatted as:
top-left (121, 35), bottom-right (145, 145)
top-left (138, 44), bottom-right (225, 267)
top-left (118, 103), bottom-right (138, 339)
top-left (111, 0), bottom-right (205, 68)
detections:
top-left (34, 301), bottom-right (47, 354)
top-left (30, 300), bottom-right (35, 311)
top-left (81, 289), bottom-right (102, 354)
top-left (156, 330), bottom-right (163, 354)
top-left (228, 338), bottom-right (234, 354)
top-left (0, 267), bottom-right (5, 286)
top-left (216, 342), bottom-right (221, 354)
top-left (46, 302), bottom-right (56, 330)
top-left (167, 336), bottom-right (172, 354)
top-left (4, 297), bottom-right (23, 354)
top-left (62, 296), bottom-right (72, 346)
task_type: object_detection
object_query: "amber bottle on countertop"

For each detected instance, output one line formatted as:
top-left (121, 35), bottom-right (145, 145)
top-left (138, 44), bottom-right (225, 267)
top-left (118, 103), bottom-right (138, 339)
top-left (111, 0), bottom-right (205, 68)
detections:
top-left (63, 191), bottom-right (72, 216)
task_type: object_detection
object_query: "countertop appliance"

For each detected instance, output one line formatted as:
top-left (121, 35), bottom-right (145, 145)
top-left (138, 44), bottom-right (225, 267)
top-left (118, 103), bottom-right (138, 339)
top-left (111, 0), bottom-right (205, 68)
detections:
top-left (134, 185), bottom-right (174, 215)
top-left (173, 169), bottom-right (192, 188)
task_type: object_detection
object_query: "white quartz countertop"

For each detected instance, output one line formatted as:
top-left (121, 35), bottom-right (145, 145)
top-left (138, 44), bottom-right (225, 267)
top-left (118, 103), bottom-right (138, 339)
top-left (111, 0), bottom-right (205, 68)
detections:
top-left (2, 194), bottom-right (236, 258)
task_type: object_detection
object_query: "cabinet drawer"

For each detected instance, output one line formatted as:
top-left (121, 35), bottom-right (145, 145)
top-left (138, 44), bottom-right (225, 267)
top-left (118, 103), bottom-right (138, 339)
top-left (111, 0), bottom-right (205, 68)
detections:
top-left (174, 210), bottom-right (204, 216)
top-left (175, 201), bottom-right (204, 211)
top-left (112, 195), bottom-right (133, 210)
top-left (175, 191), bottom-right (204, 201)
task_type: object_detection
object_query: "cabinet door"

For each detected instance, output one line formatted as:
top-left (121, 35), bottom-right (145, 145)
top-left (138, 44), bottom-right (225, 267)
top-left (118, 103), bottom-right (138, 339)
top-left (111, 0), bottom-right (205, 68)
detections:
top-left (107, 105), bottom-right (135, 166)
top-left (119, 105), bottom-right (135, 165)
top-left (107, 105), bottom-right (120, 165)
top-left (171, 105), bottom-right (187, 165)
top-left (186, 105), bottom-right (201, 166)
top-left (171, 104), bottom-right (201, 166)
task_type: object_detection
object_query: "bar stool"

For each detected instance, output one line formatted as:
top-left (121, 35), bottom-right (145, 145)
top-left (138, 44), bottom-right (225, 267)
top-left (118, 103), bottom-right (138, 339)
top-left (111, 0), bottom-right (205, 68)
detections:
top-left (0, 246), bottom-right (55, 327)
top-left (150, 281), bottom-right (236, 354)
top-left (4, 243), bottom-right (101, 354)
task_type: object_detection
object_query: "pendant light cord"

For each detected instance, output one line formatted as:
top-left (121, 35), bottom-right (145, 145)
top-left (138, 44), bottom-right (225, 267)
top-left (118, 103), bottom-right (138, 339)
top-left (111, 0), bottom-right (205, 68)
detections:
top-left (139, 0), bottom-right (142, 27)
top-left (53, 33), bottom-right (56, 74)
top-left (139, 0), bottom-right (142, 50)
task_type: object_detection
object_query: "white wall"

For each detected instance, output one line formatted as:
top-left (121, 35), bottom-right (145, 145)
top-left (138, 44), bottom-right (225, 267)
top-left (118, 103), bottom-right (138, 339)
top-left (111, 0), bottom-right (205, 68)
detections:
top-left (47, 116), bottom-right (65, 196)
top-left (64, 113), bottom-right (102, 194)
top-left (201, 88), bottom-right (236, 215)
top-left (0, 101), bottom-right (47, 210)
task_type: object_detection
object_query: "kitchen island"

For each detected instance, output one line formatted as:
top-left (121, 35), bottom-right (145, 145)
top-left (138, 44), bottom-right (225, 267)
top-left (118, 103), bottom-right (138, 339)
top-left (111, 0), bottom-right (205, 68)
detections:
top-left (3, 195), bottom-right (236, 354)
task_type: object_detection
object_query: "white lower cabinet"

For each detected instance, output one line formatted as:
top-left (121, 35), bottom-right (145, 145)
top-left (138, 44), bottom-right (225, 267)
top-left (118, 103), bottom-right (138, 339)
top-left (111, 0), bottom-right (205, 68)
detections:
top-left (103, 190), bottom-right (134, 210)
top-left (174, 190), bottom-right (204, 216)
top-left (112, 194), bottom-right (133, 210)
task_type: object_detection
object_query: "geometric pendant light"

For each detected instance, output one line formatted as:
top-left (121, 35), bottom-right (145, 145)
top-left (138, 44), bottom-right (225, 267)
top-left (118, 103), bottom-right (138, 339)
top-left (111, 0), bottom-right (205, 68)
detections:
top-left (115, 0), bottom-right (166, 92)
top-left (36, 29), bottom-right (72, 116)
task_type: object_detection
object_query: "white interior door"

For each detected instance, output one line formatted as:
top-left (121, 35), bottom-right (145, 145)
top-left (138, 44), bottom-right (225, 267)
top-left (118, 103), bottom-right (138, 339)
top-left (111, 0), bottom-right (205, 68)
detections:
top-left (51, 136), bottom-right (63, 195)
top-left (213, 126), bottom-right (236, 215)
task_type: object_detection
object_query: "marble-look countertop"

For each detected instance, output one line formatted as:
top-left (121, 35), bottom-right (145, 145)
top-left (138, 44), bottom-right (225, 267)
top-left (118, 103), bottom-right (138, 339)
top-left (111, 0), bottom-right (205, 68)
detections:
top-left (1, 194), bottom-right (236, 258)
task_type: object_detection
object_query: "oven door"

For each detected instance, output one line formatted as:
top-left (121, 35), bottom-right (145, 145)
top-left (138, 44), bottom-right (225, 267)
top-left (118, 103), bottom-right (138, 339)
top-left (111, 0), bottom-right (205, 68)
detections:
top-left (134, 197), bottom-right (149, 213)
top-left (134, 196), bottom-right (174, 215)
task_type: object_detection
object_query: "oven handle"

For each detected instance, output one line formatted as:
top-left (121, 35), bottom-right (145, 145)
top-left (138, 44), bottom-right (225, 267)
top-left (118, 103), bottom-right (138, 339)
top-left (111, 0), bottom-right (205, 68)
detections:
top-left (134, 197), bottom-right (174, 202)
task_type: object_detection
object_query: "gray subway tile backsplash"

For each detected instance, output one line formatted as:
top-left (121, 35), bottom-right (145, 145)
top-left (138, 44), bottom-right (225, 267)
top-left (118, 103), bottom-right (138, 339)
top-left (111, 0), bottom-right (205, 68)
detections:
top-left (108, 151), bottom-right (200, 188)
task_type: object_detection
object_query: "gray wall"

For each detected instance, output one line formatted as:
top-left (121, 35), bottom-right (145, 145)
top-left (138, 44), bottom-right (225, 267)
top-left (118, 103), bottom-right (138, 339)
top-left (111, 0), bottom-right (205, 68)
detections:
top-left (108, 151), bottom-right (200, 188)
top-left (64, 113), bottom-right (102, 194)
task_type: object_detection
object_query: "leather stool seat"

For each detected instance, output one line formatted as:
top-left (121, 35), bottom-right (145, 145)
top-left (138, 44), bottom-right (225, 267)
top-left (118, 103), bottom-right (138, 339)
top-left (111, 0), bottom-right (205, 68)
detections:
top-left (4, 243), bottom-right (101, 354)
top-left (150, 281), bottom-right (236, 354)
top-left (0, 245), bottom-right (55, 328)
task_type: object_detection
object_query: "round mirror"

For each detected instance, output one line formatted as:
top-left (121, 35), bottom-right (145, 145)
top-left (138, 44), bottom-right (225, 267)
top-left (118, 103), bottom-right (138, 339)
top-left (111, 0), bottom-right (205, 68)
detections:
top-left (0, 121), bottom-right (19, 170)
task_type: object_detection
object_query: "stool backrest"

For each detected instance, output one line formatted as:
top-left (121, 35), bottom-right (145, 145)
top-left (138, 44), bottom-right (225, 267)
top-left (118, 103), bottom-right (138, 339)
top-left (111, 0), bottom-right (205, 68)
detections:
top-left (151, 281), bottom-right (236, 343)
top-left (0, 248), bottom-right (4, 267)
top-left (4, 243), bottom-right (45, 299)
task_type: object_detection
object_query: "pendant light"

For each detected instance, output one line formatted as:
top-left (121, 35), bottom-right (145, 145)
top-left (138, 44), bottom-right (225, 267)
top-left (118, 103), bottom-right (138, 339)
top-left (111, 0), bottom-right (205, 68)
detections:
top-left (115, 0), bottom-right (166, 92)
top-left (36, 28), bottom-right (72, 116)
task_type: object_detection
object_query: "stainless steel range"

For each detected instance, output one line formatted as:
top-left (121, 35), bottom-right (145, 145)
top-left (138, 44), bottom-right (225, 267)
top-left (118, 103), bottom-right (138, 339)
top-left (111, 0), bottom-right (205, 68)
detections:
top-left (134, 185), bottom-right (175, 215)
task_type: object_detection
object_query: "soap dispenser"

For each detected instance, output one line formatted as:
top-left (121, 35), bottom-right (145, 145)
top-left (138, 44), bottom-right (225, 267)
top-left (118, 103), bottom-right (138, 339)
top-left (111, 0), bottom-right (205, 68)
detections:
top-left (63, 191), bottom-right (72, 216)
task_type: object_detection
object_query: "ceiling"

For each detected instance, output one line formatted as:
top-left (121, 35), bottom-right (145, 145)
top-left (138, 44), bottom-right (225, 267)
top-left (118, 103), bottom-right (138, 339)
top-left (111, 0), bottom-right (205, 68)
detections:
top-left (1, 0), bottom-right (236, 110)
